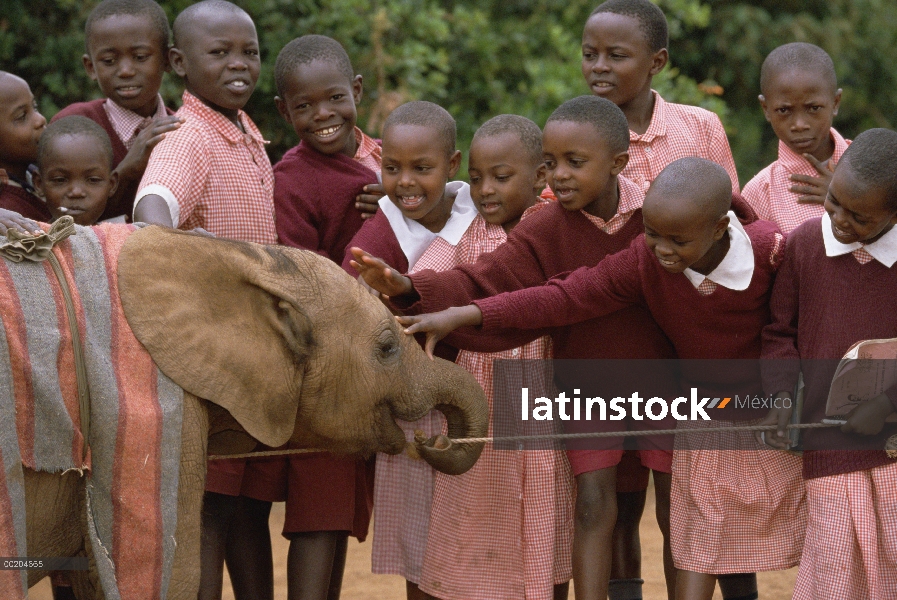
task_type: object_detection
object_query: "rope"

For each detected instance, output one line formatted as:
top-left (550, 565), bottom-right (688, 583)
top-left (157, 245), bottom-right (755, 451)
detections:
top-left (0, 217), bottom-right (89, 460)
top-left (208, 421), bottom-right (840, 460)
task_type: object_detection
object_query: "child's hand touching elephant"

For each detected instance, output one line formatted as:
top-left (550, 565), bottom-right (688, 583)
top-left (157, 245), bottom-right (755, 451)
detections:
top-left (396, 305), bottom-right (483, 359)
top-left (349, 246), bottom-right (413, 298)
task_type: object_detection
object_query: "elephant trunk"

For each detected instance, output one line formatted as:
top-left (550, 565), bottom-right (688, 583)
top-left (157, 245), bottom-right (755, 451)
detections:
top-left (411, 358), bottom-right (489, 475)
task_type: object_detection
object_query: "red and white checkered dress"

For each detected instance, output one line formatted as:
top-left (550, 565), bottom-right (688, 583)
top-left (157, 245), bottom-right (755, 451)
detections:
top-left (793, 461), bottom-right (897, 599)
top-left (135, 91), bottom-right (277, 244)
top-left (416, 205), bottom-right (574, 600)
top-left (743, 128), bottom-right (850, 234)
top-left (670, 420), bottom-right (806, 573)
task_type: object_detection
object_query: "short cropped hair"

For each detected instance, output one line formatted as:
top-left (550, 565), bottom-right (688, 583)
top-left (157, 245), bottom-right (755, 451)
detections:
top-left (383, 101), bottom-right (456, 158)
top-left (760, 42), bottom-right (838, 96)
top-left (173, 0), bottom-right (249, 48)
top-left (37, 116), bottom-right (114, 171)
top-left (547, 95), bottom-right (630, 154)
top-left (274, 35), bottom-right (355, 97)
top-left (85, 0), bottom-right (170, 54)
top-left (839, 128), bottom-right (897, 212)
top-left (473, 115), bottom-right (543, 168)
top-left (652, 157), bottom-right (732, 219)
top-left (591, 0), bottom-right (668, 52)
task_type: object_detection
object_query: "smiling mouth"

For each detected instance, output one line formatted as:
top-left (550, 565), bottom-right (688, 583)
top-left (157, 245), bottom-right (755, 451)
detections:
top-left (116, 85), bottom-right (142, 97)
top-left (478, 201), bottom-right (502, 213)
top-left (397, 194), bottom-right (425, 209)
top-left (591, 81), bottom-right (614, 91)
top-left (313, 124), bottom-right (343, 140)
top-left (657, 256), bottom-right (679, 267)
top-left (831, 222), bottom-right (855, 240)
top-left (226, 80), bottom-right (250, 92)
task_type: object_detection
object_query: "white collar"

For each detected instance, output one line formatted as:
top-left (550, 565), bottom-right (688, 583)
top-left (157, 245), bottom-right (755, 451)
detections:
top-left (684, 211), bottom-right (755, 291)
top-left (378, 181), bottom-right (477, 269)
top-left (821, 212), bottom-right (897, 267)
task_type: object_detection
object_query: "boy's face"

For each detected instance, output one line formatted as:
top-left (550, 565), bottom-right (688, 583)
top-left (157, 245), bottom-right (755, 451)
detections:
top-left (33, 134), bottom-right (117, 226)
top-left (760, 68), bottom-right (842, 162)
top-left (381, 124), bottom-right (461, 232)
top-left (468, 132), bottom-right (544, 232)
top-left (83, 14), bottom-right (168, 118)
top-left (169, 11), bottom-right (260, 117)
top-left (642, 193), bottom-right (729, 274)
top-left (275, 60), bottom-right (362, 158)
top-left (824, 163), bottom-right (897, 245)
top-left (0, 74), bottom-right (46, 172)
top-left (542, 120), bottom-right (628, 216)
top-left (581, 13), bottom-right (667, 109)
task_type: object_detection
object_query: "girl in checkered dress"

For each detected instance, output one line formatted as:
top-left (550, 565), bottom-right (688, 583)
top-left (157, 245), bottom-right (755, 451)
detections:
top-left (343, 101), bottom-right (475, 599)
top-left (413, 116), bottom-right (573, 600)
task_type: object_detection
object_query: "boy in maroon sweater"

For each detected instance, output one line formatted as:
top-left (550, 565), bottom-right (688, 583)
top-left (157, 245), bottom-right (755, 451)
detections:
top-left (53, 0), bottom-right (181, 221)
top-left (268, 35), bottom-right (381, 600)
top-left (761, 128), bottom-right (897, 600)
top-left (351, 96), bottom-right (678, 600)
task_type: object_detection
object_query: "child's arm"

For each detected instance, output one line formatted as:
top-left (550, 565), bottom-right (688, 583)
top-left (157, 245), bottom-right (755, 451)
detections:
top-left (789, 154), bottom-right (834, 206)
top-left (396, 305), bottom-right (483, 358)
top-left (133, 195), bottom-right (174, 227)
top-left (349, 247), bottom-right (413, 298)
top-left (109, 116), bottom-right (183, 217)
top-left (470, 242), bottom-right (644, 333)
top-left (0, 208), bottom-right (43, 236)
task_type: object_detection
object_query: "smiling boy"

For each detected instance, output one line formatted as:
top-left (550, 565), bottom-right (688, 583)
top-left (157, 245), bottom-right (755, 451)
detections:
top-left (133, 0), bottom-right (275, 244)
top-left (53, 0), bottom-right (180, 221)
top-left (743, 43), bottom-right (848, 233)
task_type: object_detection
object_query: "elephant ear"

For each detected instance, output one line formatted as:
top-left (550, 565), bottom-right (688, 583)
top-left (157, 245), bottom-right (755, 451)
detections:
top-left (117, 226), bottom-right (315, 447)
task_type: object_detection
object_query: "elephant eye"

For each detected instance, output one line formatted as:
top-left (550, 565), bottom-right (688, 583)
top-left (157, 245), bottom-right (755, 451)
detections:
top-left (376, 338), bottom-right (400, 361)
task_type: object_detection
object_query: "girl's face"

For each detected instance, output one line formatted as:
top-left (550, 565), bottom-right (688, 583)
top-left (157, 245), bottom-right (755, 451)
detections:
top-left (825, 164), bottom-right (897, 245)
top-left (381, 124), bottom-right (461, 233)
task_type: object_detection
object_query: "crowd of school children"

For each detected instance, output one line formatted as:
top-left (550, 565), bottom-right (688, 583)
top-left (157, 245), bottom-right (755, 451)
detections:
top-left (1, 0), bottom-right (896, 598)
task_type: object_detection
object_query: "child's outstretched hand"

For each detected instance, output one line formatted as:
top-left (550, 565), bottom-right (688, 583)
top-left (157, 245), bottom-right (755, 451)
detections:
top-left (349, 247), bottom-right (412, 297)
top-left (755, 392), bottom-right (793, 450)
top-left (0, 208), bottom-right (43, 237)
top-left (118, 115), bottom-right (184, 180)
top-left (396, 305), bottom-right (483, 359)
top-left (790, 154), bottom-right (835, 205)
top-left (841, 393), bottom-right (895, 436)
top-left (356, 183), bottom-right (384, 220)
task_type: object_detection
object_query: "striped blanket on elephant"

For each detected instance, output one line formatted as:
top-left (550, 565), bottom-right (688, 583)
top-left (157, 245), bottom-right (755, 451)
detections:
top-left (0, 222), bottom-right (184, 598)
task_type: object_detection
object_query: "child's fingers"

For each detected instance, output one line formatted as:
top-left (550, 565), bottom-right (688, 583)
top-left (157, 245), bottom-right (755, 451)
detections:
top-left (395, 315), bottom-right (418, 327)
top-left (802, 153), bottom-right (834, 176)
top-left (424, 334), bottom-right (438, 360)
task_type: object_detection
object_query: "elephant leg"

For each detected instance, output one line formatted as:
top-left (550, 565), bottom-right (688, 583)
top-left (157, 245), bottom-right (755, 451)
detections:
top-left (24, 469), bottom-right (85, 590)
top-left (167, 392), bottom-right (209, 599)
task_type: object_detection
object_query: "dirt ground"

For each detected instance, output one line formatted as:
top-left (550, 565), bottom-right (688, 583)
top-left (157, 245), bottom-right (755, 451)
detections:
top-left (28, 477), bottom-right (797, 599)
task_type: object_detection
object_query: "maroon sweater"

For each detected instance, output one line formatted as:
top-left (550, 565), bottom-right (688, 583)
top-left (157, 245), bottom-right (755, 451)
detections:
top-left (474, 203), bottom-right (780, 420)
top-left (52, 99), bottom-right (175, 221)
top-left (399, 182), bottom-right (675, 363)
top-left (762, 218), bottom-right (897, 479)
top-left (0, 183), bottom-right (51, 222)
top-left (274, 142), bottom-right (377, 264)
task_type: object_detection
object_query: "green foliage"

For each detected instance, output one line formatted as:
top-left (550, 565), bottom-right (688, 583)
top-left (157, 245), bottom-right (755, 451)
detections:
top-left (3, 0), bottom-right (894, 185)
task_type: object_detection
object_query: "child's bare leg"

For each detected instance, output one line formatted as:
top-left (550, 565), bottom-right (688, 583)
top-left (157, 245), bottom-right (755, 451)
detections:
top-left (286, 530), bottom-right (349, 600)
top-left (553, 581), bottom-right (570, 599)
top-left (199, 491), bottom-right (236, 600)
top-left (675, 571), bottom-right (716, 600)
top-left (717, 573), bottom-right (758, 600)
top-left (608, 489), bottom-right (647, 600)
top-left (652, 471), bottom-right (676, 600)
top-left (572, 466), bottom-right (618, 600)
top-left (225, 496), bottom-right (273, 600)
